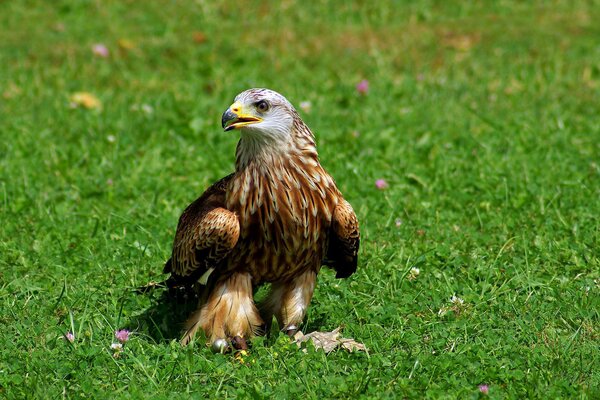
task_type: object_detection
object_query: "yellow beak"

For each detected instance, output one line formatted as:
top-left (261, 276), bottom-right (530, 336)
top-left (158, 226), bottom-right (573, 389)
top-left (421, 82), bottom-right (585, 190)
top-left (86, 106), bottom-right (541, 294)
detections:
top-left (221, 102), bottom-right (262, 131)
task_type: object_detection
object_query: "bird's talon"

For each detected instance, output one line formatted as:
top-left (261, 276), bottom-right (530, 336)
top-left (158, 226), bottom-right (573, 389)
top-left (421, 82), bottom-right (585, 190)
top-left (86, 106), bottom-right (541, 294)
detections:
top-left (284, 325), bottom-right (299, 338)
top-left (231, 336), bottom-right (248, 351)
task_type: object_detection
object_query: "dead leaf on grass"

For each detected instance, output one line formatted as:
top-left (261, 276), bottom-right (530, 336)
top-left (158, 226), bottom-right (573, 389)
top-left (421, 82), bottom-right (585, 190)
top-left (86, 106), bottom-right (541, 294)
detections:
top-left (293, 327), bottom-right (367, 354)
top-left (70, 92), bottom-right (102, 110)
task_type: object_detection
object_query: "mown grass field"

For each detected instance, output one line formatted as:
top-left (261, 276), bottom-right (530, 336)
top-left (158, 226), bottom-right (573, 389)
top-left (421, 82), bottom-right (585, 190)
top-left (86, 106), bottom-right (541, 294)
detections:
top-left (1, 1), bottom-right (599, 398)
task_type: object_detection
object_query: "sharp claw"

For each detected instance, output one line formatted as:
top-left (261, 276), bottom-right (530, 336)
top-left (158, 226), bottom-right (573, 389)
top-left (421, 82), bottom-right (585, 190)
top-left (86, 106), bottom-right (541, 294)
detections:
top-left (284, 324), bottom-right (298, 338)
top-left (231, 336), bottom-right (248, 351)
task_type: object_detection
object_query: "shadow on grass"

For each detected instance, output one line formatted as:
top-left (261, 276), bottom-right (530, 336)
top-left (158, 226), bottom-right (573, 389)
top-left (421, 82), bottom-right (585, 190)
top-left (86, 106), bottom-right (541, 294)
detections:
top-left (300, 314), bottom-right (334, 334)
top-left (129, 285), bottom-right (199, 343)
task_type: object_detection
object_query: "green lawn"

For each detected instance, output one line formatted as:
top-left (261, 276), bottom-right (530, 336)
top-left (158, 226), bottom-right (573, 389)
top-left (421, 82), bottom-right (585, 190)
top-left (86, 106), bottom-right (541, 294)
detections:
top-left (1, 1), bottom-right (599, 398)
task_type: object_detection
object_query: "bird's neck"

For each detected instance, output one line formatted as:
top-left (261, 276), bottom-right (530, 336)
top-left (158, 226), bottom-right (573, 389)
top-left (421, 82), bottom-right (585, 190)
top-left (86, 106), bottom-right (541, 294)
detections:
top-left (235, 123), bottom-right (318, 171)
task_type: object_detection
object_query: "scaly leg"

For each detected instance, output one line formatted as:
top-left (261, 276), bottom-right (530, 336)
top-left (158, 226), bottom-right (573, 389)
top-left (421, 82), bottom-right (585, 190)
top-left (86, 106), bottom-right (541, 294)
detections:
top-left (181, 272), bottom-right (263, 349)
top-left (261, 269), bottom-right (317, 336)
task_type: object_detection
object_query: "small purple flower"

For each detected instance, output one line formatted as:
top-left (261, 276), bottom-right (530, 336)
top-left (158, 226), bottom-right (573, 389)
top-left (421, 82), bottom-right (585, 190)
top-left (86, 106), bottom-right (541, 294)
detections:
top-left (92, 43), bottom-right (109, 58)
top-left (299, 101), bottom-right (312, 113)
top-left (356, 79), bottom-right (369, 95)
top-left (478, 384), bottom-right (489, 395)
top-left (65, 332), bottom-right (75, 343)
top-left (115, 329), bottom-right (130, 343)
top-left (375, 179), bottom-right (388, 190)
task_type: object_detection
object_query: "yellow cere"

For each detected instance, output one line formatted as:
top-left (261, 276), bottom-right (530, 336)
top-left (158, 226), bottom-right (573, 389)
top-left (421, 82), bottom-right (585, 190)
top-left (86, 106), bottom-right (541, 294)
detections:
top-left (230, 102), bottom-right (242, 114)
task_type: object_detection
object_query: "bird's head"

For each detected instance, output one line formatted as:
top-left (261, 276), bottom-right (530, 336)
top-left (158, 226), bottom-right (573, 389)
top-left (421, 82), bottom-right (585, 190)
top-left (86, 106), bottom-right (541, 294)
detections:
top-left (221, 88), bottom-right (296, 142)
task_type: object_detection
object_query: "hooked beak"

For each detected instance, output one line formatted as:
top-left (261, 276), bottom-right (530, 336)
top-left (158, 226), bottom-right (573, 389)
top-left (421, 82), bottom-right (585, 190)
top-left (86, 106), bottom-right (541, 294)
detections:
top-left (221, 102), bottom-right (262, 131)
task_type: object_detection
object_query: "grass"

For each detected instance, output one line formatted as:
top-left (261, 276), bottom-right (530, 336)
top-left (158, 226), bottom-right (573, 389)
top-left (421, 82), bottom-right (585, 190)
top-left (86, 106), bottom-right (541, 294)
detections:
top-left (1, 0), bottom-right (599, 398)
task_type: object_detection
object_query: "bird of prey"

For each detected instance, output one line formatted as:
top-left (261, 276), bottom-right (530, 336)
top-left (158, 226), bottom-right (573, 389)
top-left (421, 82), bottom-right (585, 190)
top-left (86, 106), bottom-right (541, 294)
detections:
top-left (163, 88), bottom-right (359, 351)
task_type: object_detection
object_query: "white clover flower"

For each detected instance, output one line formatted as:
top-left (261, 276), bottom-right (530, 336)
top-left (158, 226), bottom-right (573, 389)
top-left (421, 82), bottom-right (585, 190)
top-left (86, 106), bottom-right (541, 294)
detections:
top-left (141, 104), bottom-right (154, 115)
top-left (110, 343), bottom-right (123, 351)
top-left (450, 295), bottom-right (464, 306)
top-left (407, 267), bottom-right (420, 281)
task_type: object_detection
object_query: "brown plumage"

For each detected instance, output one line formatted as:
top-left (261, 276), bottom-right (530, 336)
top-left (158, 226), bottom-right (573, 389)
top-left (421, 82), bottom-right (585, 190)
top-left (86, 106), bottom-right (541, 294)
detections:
top-left (163, 88), bottom-right (359, 347)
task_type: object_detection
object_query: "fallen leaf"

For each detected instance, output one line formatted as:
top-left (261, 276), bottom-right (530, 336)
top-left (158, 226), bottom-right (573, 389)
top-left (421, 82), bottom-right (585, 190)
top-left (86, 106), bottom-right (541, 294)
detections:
top-left (293, 327), bottom-right (367, 353)
top-left (3, 82), bottom-right (22, 99)
top-left (504, 78), bottom-right (523, 95)
top-left (441, 32), bottom-right (480, 52)
top-left (118, 39), bottom-right (135, 50)
top-left (340, 338), bottom-right (368, 352)
top-left (70, 92), bottom-right (102, 110)
top-left (52, 22), bottom-right (65, 32)
top-left (193, 31), bottom-right (207, 44)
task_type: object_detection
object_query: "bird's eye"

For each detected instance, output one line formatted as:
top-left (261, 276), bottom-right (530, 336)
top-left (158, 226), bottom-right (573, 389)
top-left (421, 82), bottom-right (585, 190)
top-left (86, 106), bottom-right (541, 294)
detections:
top-left (255, 100), bottom-right (269, 113)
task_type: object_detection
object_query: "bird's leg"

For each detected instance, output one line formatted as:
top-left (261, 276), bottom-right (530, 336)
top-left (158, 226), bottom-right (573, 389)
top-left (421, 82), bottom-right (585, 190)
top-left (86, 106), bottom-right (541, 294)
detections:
top-left (181, 272), bottom-right (263, 350)
top-left (260, 269), bottom-right (317, 337)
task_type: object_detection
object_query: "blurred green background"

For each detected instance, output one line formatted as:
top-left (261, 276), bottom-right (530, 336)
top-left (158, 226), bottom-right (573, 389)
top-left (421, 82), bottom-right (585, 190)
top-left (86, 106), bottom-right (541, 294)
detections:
top-left (1, 1), bottom-right (598, 398)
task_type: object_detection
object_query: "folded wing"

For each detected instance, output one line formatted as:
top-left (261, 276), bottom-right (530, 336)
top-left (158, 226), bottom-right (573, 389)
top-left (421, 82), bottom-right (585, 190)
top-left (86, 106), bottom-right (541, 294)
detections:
top-left (324, 199), bottom-right (360, 278)
top-left (164, 174), bottom-right (239, 287)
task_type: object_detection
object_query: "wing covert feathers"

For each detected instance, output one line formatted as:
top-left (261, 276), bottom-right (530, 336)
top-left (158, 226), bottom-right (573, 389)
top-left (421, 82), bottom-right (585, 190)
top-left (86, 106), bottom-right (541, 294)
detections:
top-left (325, 199), bottom-right (360, 279)
top-left (165, 174), bottom-right (239, 287)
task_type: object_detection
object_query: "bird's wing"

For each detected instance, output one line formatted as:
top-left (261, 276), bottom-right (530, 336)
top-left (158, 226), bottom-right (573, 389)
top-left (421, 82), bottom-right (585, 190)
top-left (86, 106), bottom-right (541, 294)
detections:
top-left (164, 174), bottom-right (239, 287)
top-left (324, 198), bottom-right (360, 278)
